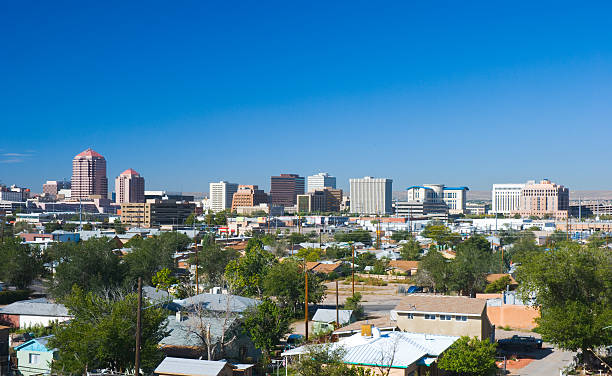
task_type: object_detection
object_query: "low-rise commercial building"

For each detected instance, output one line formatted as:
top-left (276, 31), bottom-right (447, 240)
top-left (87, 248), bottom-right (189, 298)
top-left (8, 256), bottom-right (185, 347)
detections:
top-left (120, 199), bottom-right (195, 228)
top-left (231, 185), bottom-right (268, 211)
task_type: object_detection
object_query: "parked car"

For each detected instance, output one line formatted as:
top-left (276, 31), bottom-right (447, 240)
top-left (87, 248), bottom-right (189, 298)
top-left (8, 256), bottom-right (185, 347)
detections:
top-left (498, 335), bottom-right (543, 351)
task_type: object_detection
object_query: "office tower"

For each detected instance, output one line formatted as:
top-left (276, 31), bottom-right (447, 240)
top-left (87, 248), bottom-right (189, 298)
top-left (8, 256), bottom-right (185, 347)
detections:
top-left (307, 172), bottom-right (336, 192)
top-left (231, 185), bottom-right (269, 211)
top-left (209, 181), bottom-right (238, 212)
top-left (491, 184), bottom-right (526, 214)
top-left (270, 174), bottom-right (305, 207)
top-left (517, 179), bottom-right (569, 219)
top-left (42, 180), bottom-right (71, 197)
top-left (349, 176), bottom-right (393, 214)
top-left (115, 168), bottom-right (145, 204)
top-left (71, 148), bottom-right (108, 200)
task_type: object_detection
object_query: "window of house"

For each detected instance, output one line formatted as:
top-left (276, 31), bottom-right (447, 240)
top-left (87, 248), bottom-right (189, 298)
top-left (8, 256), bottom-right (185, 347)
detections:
top-left (439, 315), bottom-right (452, 320)
top-left (405, 313), bottom-right (414, 319)
top-left (424, 314), bottom-right (435, 320)
top-left (29, 353), bottom-right (40, 364)
top-left (455, 315), bottom-right (467, 321)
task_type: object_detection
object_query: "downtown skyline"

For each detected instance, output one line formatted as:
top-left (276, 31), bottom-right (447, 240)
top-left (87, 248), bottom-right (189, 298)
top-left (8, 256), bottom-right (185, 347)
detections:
top-left (3, 2), bottom-right (612, 191)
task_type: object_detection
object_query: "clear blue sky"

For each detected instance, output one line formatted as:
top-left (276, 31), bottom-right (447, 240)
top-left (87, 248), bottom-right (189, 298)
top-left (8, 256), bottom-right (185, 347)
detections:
top-left (2, 1), bottom-right (612, 193)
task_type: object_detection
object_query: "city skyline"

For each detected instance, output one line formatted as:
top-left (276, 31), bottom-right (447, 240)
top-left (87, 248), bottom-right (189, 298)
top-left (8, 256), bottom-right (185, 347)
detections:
top-left (3, 2), bottom-right (612, 191)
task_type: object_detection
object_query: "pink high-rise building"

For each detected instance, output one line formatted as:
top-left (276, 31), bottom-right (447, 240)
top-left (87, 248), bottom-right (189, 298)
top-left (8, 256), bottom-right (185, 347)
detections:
top-left (71, 148), bottom-right (108, 200)
top-left (115, 168), bottom-right (145, 204)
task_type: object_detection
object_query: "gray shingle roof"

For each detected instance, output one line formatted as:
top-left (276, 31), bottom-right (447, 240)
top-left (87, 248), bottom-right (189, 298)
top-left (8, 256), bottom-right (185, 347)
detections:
top-left (0, 298), bottom-right (69, 317)
top-left (175, 293), bottom-right (259, 313)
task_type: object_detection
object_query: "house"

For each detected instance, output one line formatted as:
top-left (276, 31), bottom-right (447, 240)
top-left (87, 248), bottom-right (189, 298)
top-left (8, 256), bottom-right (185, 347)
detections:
top-left (311, 309), bottom-right (355, 335)
top-left (476, 291), bottom-right (539, 330)
top-left (333, 315), bottom-right (398, 338)
top-left (388, 260), bottom-right (419, 276)
top-left (283, 325), bottom-right (459, 376)
top-left (159, 293), bottom-right (261, 361)
top-left (159, 313), bottom-right (260, 362)
top-left (154, 357), bottom-right (234, 376)
top-left (485, 273), bottom-right (518, 289)
top-left (393, 294), bottom-right (494, 341)
top-left (0, 326), bottom-right (9, 376)
top-left (14, 336), bottom-right (57, 376)
top-left (0, 298), bottom-right (71, 329)
top-left (305, 261), bottom-right (343, 275)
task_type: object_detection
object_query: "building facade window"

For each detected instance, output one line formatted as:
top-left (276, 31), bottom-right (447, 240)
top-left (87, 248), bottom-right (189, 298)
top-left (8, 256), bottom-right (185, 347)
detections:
top-left (439, 315), bottom-right (452, 320)
top-left (455, 315), bottom-right (467, 321)
top-left (424, 314), bottom-right (436, 320)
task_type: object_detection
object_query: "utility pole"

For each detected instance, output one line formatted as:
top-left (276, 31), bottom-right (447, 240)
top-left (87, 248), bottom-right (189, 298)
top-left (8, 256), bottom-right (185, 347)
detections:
top-left (135, 277), bottom-right (142, 376)
top-left (304, 270), bottom-right (309, 341)
top-left (351, 243), bottom-right (355, 296)
top-left (335, 280), bottom-right (339, 327)
top-left (195, 241), bottom-right (199, 295)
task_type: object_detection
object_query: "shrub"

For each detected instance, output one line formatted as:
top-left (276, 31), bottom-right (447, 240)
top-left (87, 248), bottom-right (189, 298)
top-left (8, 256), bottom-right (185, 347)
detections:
top-left (0, 290), bottom-right (31, 305)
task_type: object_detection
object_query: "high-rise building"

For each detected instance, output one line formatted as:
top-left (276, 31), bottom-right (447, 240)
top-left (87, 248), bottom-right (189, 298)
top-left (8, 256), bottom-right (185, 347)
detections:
top-left (209, 181), bottom-right (238, 213)
top-left (270, 174), bottom-right (305, 207)
top-left (115, 168), bottom-right (145, 204)
top-left (307, 172), bottom-right (336, 192)
top-left (516, 179), bottom-right (569, 219)
top-left (491, 184), bottom-right (526, 214)
top-left (231, 185), bottom-right (269, 211)
top-left (349, 177), bottom-right (393, 214)
top-left (71, 148), bottom-right (108, 200)
top-left (42, 180), bottom-right (71, 197)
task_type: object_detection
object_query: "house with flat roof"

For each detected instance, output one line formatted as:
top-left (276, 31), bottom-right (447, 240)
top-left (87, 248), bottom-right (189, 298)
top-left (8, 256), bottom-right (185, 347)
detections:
top-left (393, 294), bottom-right (494, 341)
top-left (154, 357), bottom-right (234, 376)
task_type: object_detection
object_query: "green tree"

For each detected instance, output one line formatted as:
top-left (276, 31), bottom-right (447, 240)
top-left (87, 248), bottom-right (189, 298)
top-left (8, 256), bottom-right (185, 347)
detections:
top-left (47, 238), bottom-right (126, 298)
top-left (325, 245), bottom-right (351, 260)
top-left (191, 240), bottom-right (239, 287)
top-left (50, 286), bottom-right (168, 375)
top-left (484, 275), bottom-right (512, 293)
top-left (507, 232), bottom-right (539, 264)
top-left (225, 240), bottom-right (276, 297)
top-left (113, 219), bottom-right (126, 234)
top-left (0, 238), bottom-right (45, 289)
top-left (152, 267), bottom-right (178, 294)
top-left (185, 213), bottom-right (197, 226)
top-left (399, 239), bottom-right (422, 260)
top-left (516, 242), bottom-right (612, 358)
top-left (297, 247), bottom-right (323, 262)
top-left (587, 231), bottom-right (605, 249)
top-left (334, 230), bottom-right (372, 246)
top-left (415, 250), bottom-right (452, 293)
top-left (451, 235), bottom-right (495, 296)
top-left (390, 230), bottom-right (412, 242)
top-left (44, 221), bottom-right (62, 233)
top-left (288, 232), bottom-right (309, 245)
top-left (343, 292), bottom-right (365, 320)
top-left (242, 298), bottom-right (291, 366)
top-left (371, 258), bottom-right (389, 275)
top-left (263, 260), bottom-right (326, 316)
top-left (437, 336), bottom-right (497, 376)
top-left (124, 232), bottom-right (190, 285)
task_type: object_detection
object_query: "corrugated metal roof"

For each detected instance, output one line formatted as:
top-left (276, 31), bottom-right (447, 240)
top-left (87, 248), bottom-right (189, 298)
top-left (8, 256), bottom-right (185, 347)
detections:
top-left (282, 331), bottom-right (458, 368)
top-left (312, 309), bottom-right (353, 325)
top-left (154, 357), bottom-right (229, 376)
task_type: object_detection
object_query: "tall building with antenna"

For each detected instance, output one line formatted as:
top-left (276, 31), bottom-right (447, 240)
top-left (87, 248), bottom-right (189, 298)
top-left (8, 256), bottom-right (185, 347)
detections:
top-left (71, 148), bottom-right (108, 200)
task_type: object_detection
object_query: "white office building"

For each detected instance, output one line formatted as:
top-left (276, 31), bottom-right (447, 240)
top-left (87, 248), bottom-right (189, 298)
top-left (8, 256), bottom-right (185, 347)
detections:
top-left (307, 172), bottom-right (336, 192)
top-left (397, 184), bottom-right (468, 217)
top-left (491, 183), bottom-right (525, 214)
top-left (349, 176), bottom-right (393, 214)
top-left (209, 181), bottom-right (238, 213)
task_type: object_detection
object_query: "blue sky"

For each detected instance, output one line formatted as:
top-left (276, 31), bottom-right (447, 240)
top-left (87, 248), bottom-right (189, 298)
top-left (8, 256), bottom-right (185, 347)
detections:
top-left (2, 1), bottom-right (612, 193)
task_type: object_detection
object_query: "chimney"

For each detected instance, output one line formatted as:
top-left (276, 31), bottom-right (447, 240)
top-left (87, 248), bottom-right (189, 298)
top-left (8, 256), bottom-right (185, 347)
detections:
top-left (176, 310), bottom-right (184, 322)
top-left (361, 324), bottom-right (372, 337)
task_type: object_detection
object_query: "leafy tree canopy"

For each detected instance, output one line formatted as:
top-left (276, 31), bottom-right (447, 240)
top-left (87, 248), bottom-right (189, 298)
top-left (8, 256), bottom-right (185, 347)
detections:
top-left (0, 237), bottom-right (45, 289)
top-left (438, 336), bottom-right (497, 376)
top-left (242, 298), bottom-right (291, 365)
top-left (225, 240), bottom-right (276, 297)
top-left (399, 239), bottom-right (422, 261)
top-left (47, 238), bottom-right (126, 298)
top-left (50, 286), bottom-right (168, 375)
top-left (516, 242), bottom-right (612, 354)
top-left (334, 230), bottom-right (372, 246)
